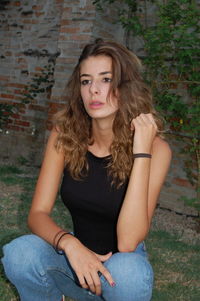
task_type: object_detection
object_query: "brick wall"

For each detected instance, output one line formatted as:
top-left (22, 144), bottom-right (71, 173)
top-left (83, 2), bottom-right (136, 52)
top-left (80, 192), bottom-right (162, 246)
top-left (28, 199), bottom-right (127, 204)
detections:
top-left (48, 0), bottom-right (125, 130)
top-left (0, 0), bottom-right (125, 164)
top-left (0, 0), bottom-right (197, 208)
top-left (47, 0), bottom-right (97, 130)
top-left (0, 0), bottom-right (64, 163)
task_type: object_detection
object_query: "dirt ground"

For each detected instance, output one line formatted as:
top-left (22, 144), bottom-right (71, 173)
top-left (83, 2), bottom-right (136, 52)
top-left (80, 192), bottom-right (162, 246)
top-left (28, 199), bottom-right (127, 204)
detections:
top-left (151, 207), bottom-right (200, 245)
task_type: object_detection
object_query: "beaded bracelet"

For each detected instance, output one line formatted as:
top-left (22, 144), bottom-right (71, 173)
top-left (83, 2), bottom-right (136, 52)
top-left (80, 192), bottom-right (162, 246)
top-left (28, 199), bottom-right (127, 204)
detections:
top-left (133, 153), bottom-right (152, 159)
top-left (54, 232), bottom-right (72, 255)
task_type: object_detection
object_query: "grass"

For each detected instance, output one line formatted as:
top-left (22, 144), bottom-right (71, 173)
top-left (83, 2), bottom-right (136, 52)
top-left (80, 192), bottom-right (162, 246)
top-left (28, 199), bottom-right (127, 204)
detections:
top-left (0, 164), bottom-right (200, 300)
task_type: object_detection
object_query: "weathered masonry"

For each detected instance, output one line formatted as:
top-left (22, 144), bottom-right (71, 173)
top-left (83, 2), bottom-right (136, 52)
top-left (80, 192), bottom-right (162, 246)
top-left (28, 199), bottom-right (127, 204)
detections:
top-left (0, 0), bottom-right (197, 212)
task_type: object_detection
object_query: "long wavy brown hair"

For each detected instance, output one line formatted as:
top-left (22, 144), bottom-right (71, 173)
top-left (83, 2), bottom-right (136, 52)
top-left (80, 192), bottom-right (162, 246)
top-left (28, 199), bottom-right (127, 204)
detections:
top-left (54, 39), bottom-right (164, 186)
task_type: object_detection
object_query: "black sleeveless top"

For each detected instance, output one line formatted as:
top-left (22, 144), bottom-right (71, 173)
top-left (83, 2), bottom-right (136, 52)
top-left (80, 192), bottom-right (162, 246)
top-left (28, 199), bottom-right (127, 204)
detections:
top-left (60, 151), bottom-right (128, 254)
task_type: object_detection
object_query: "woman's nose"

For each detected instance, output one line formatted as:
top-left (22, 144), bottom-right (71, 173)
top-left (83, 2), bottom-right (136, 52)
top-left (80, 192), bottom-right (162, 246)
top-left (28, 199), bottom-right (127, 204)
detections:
top-left (89, 81), bottom-right (100, 95)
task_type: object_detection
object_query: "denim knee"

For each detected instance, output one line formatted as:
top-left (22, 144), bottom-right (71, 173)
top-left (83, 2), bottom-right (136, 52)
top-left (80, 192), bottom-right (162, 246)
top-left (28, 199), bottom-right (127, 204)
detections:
top-left (102, 251), bottom-right (154, 301)
top-left (1, 234), bottom-right (51, 283)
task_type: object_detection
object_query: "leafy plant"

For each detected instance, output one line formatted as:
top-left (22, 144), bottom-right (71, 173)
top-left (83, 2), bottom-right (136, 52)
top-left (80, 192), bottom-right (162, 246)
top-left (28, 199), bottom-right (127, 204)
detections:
top-left (0, 63), bottom-right (55, 132)
top-left (93, 0), bottom-right (200, 200)
top-left (0, 104), bottom-right (15, 130)
top-left (22, 63), bottom-right (55, 104)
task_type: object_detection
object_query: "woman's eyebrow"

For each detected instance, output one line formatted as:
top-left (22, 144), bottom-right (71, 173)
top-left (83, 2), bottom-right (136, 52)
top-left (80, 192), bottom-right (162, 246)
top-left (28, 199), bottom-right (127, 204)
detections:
top-left (80, 71), bottom-right (112, 78)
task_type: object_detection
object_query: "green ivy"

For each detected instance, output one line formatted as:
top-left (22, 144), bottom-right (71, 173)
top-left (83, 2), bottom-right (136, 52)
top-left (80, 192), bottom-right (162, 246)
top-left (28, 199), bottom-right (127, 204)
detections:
top-left (93, 0), bottom-right (200, 200)
top-left (0, 104), bottom-right (14, 129)
top-left (0, 63), bottom-right (55, 131)
top-left (22, 63), bottom-right (55, 104)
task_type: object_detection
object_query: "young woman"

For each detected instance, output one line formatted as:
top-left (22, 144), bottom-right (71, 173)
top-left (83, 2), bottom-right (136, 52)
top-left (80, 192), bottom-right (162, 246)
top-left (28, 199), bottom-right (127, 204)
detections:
top-left (2, 39), bottom-right (171, 301)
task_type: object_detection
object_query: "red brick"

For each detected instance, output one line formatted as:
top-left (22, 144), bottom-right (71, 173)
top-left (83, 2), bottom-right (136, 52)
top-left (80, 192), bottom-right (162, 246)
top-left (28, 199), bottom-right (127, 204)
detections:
top-left (32, 5), bottom-right (43, 10)
top-left (12, 113), bottom-right (21, 119)
top-left (16, 64), bottom-right (27, 69)
top-left (1, 94), bottom-right (14, 99)
top-left (0, 75), bottom-right (10, 81)
top-left (62, 7), bottom-right (72, 12)
top-left (15, 96), bottom-right (24, 101)
top-left (21, 115), bottom-right (30, 121)
top-left (71, 34), bottom-right (91, 41)
top-left (13, 1), bottom-right (20, 6)
top-left (29, 104), bottom-right (47, 112)
top-left (37, 44), bottom-right (46, 48)
top-left (60, 27), bottom-right (79, 33)
top-left (35, 67), bottom-right (43, 72)
top-left (48, 102), bottom-right (64, 114)
top-left (13, 102), bottom-right (26, 109)
top-left (61, 20), bottom-right (71, 26)
top-left (5, 51), bottom-right (12, 56)
top-left (18, 109), bottom-right (26, 114)
top-left (7, 83), bottom-right (27, 89)
top-left (35, 12), bottom-right (45, 17)
top-left (173, 177), bottom-right (194, 189)
top-left (15, 120), bottom-right (30, 127)
top-left (15, 52), bottom-right (23, 57)
top-left (56, 57), bottom-right (75, 64)
top-left (14, 89), bottom-right (23, 94)
top-left (17, 58), bottom-right (27, 63)
top-left (59, 35), bottom-right (70, 41)
top-left (7, 125), bottom-right (21, 131)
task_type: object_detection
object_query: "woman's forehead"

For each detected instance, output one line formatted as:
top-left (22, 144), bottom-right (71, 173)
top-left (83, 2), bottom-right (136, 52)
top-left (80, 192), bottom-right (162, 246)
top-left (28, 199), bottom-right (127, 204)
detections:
top-left (80, 55), bottom-right (112, 75)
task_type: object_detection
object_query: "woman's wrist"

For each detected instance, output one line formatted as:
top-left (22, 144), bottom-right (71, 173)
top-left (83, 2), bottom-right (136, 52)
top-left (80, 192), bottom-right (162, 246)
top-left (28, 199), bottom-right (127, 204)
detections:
top-left (53, 229), bottom-right (74, 254)
top-left (59, 234), bottom-right (81, 256)
top-left (133, 153), bottom-right (152, 159)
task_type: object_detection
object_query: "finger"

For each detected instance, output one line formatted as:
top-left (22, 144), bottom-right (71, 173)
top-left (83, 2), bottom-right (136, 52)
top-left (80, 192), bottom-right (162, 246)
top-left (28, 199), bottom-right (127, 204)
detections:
top-left (130, 121), bottom-right (135, 131)
top-left (95, 251), bottom-right (112, 262)
top-left (77, 273), bottom-right (88, 290)
top-left (149, 115), bottom-right (158, 128)
top-left (99, 266), bottom-right (115, 287)
top-left (85, 273), bottom-right (96, 294)
top-left (90, 271), bottom-right (102, 296)
top-left (135, 115), bottom-right (146, 125)
top-left (131, 117), bottom-right (141, 128)
top-left (145, 113), bottom-right (157, 126)
top-left (139, 113), bottom-right (153, 124)
top-left (140, 113), bottom-right (157, 129)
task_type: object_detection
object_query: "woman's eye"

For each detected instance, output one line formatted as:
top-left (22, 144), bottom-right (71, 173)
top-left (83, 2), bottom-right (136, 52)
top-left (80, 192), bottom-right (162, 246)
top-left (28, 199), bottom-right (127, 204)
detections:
top-left (103, 77), bottom-right (112, 83)
top-left (81, 79), bottom-right (91, 85)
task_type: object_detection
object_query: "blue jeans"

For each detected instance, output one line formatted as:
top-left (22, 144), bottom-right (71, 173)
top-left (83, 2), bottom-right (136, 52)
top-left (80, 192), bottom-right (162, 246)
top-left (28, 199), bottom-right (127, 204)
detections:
top-left (1, 234), bottom-right (153, 301)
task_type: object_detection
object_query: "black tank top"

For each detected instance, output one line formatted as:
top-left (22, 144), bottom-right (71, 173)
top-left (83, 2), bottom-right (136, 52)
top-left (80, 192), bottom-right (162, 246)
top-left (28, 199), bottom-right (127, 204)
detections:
top-left (60, 151), bottom-right (128, 254)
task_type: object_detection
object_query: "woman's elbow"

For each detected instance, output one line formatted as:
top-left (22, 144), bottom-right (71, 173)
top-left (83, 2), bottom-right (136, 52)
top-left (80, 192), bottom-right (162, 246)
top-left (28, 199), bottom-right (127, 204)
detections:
top-left (117, 230), bottom-right (149, 253)
top-left (117, 242), bottom-right (138, 253)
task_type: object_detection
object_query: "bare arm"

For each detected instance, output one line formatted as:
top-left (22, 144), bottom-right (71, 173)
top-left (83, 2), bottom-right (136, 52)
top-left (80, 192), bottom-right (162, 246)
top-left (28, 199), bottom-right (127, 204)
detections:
top-left (28, 129), bottom-right (66, 244)
top-left (117, 114), bottom-right (172, 252)
top-left (28, 129), bottom-right (114, 295)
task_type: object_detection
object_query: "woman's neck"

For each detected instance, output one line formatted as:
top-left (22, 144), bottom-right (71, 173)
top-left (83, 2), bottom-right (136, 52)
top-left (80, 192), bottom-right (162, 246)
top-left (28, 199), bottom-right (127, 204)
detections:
top-left (88, 119), bottom-right (114, 157)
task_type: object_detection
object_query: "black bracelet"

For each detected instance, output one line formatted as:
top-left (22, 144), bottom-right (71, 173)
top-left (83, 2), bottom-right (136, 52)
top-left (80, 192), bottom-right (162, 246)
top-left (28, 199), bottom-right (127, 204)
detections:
top-left (133, 153), bottom-right (152, 159)
top-left (55, 232), bottom-right (72, 255)
top-left (53, 229), bottom-right (65, 248)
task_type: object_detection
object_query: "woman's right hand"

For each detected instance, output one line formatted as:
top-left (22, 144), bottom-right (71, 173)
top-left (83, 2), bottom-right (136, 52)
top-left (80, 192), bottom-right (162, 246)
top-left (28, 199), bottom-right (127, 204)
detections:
top-left (60, 235), bottom-right (115, 296)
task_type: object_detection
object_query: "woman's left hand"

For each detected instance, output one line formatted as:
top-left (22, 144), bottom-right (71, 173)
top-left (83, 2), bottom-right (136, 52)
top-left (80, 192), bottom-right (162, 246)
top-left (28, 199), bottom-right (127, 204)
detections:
top-left (131, 113), bottom-right (158, 154)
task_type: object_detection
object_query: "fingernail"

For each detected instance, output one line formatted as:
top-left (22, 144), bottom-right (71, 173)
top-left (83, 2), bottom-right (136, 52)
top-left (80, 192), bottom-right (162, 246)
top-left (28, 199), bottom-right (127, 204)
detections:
top-left (111, 282), bottom-right (116, 287)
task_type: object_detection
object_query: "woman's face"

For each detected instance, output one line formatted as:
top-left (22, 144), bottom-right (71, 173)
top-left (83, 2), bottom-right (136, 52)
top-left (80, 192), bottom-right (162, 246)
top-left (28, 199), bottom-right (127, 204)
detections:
top-left (80, 55), bottom-right (118, 121)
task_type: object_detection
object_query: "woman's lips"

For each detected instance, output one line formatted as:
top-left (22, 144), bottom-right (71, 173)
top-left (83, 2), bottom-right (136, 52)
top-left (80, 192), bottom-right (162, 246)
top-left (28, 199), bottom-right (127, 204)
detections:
top-left (89, 101), bottom-right (104, 109)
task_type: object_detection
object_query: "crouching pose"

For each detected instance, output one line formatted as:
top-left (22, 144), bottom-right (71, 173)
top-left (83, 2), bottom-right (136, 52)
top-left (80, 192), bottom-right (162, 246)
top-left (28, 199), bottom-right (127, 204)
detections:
top-left (2, 39), bottom-right (171, 301)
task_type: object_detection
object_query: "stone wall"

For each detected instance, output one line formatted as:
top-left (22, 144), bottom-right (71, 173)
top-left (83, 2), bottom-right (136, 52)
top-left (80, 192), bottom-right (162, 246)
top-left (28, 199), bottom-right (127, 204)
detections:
top-left (0, 0), bottom-right (198, 210)
top-left (0, 0), bottom-right (64, 162)
top-left (0, 0), bottom-right (125, 163)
